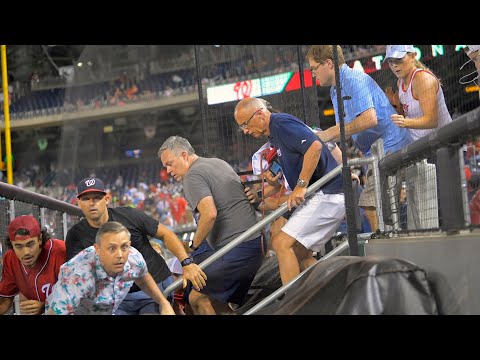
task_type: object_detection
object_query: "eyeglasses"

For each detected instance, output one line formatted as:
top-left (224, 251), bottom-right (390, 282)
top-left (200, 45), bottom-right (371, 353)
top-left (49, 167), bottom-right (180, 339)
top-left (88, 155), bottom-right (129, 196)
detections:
top-left (238, 108), bottom-right (262, 131)
top-left (310, 61), bottom-right (325, 73)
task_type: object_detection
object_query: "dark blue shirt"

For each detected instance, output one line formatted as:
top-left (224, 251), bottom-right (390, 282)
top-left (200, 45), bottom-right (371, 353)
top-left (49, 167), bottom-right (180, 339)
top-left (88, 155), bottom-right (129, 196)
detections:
top-left (269, 113), bottom-right (343, 194)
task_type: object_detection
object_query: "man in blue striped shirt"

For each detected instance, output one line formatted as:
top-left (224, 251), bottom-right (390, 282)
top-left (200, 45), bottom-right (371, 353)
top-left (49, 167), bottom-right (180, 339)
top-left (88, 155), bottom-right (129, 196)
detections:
top-left (306, 45), bottom-right (412, 231)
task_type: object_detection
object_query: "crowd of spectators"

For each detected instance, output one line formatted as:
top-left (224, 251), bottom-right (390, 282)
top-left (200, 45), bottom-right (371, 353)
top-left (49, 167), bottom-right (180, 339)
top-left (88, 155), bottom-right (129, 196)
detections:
top-left (3, 45), bottom-right (386, 121)
top-left (9, 162), bottom-right (196, 240)
top-left (3, 44), bottom-right (440, 235)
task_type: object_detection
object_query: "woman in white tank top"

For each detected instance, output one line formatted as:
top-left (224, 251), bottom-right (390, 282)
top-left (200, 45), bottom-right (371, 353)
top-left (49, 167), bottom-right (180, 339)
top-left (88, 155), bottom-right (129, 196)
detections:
top-left (384, 45), bottom-right (452, 142)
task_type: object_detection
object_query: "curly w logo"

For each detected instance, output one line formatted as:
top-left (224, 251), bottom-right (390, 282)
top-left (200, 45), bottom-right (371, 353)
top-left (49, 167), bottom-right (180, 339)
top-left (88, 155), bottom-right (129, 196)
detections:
top-left (85, 179), bottom-right (96, 187)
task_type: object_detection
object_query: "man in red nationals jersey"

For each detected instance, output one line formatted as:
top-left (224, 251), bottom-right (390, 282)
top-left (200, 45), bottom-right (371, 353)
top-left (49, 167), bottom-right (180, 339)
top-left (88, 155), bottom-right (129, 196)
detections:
top-left (0, 215), bottom-right (66, 315)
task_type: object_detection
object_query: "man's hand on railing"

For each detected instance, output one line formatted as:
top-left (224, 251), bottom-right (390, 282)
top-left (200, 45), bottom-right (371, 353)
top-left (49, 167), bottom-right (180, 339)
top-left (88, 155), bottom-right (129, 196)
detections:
top-left (181, 263), bottom-right (207, 291)
top-left (288, 186), bottom-right (307, 210)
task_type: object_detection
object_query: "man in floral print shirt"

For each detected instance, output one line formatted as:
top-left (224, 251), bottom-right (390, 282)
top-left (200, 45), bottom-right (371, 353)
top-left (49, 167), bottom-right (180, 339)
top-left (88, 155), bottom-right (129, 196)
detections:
top-left (45, 222), bottom-right (175, 315)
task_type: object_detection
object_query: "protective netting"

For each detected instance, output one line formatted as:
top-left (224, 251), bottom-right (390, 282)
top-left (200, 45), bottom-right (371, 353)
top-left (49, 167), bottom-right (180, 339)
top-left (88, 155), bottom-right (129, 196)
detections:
top-left (3, 45), bottom-right (480, 235)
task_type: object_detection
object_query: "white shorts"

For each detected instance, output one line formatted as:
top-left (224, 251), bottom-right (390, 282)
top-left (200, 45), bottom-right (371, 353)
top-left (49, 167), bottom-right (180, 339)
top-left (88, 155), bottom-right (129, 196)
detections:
top-left (281, 191), bottom-right (345, 252)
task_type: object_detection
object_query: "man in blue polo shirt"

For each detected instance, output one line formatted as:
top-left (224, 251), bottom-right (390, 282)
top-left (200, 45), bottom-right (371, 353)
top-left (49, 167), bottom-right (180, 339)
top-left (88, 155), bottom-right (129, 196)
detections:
top-left (306, 45), bottom-right (413, 231)
top-left (234, 97), bottom-right (345, 286)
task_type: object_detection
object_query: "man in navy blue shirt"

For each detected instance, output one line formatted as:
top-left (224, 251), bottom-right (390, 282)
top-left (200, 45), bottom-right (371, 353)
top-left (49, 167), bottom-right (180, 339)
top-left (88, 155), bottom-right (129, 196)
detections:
top-left (234, 97), bottom-right (345, 285)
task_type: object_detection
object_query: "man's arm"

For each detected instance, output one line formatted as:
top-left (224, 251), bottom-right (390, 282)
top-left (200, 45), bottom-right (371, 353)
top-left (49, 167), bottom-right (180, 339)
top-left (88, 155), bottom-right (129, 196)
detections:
top-left (288, 140), bottom-right (322, 210)
top-left (317, 108), bottom-right (378, 143)
top-left (298, 140), bottom-right (322, 184)
top-left (0, 297), bottom-right (13, 315)
top-left (244, 172), bottom-right (283, 204)
top-left (330, 144), bottom-right (343, 165)
top-left (156, 223), bottom-right (207, 290)
top-left (261, 194), bottom-right (290, 212)
top-left (135, 273), bottom-right (175, 315)
top-left (329, 142), bottom-right (360, 184)
top-left (190, 196), bottom-right (216, 249)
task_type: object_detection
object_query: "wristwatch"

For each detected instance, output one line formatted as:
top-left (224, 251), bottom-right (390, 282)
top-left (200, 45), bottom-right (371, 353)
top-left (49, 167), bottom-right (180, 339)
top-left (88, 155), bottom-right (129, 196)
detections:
top-left (297, 179), bottom-right (308, 188)
top-left (180, 256), bottom-right (195, 267)
top-left (188, 240), bottom-right (198, 252)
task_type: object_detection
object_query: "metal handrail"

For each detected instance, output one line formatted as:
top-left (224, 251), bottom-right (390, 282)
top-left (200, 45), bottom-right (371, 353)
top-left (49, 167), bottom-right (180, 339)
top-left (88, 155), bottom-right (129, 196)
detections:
top-left (162, 164), bottom-right (344, 297)
top-left (0, 182), bottom-right (82, 216)
top-left (163, 155), bottom-right (378, 299)
top-left (243, 240), bottom-right (350, 315)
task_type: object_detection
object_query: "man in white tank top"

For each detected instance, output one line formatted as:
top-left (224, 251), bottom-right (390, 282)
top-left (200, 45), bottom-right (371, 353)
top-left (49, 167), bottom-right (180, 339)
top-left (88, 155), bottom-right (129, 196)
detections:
top-left (384, 45), bottom-right (452, 141)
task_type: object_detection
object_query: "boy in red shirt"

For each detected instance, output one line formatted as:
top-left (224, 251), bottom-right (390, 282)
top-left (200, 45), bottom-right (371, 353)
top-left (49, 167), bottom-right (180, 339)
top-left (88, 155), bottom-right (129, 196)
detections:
top-left (0, 215), bottom-right (66, 315)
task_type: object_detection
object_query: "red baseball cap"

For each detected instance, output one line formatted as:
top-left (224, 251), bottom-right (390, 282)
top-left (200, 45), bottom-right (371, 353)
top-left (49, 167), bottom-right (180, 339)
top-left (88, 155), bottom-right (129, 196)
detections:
top-left (8, 215), bottom-right (41, 241)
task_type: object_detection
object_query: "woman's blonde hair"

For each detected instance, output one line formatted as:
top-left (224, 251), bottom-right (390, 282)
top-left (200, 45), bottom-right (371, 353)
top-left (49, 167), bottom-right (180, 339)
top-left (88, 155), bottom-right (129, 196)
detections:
top-left (410, 54), bottom-right (441, 85)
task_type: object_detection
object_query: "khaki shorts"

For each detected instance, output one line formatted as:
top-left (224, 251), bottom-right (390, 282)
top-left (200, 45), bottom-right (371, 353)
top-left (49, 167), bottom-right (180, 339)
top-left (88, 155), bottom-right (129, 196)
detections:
top-left (358, 167), bottom-right (376, 208)
top-left (358, 166), bottom-right (405, 209)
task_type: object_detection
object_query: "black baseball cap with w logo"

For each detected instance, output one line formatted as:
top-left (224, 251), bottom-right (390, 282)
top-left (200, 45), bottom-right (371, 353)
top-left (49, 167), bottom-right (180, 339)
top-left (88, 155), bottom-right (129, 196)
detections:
top-left (76, 178), bottom-right (107, 198)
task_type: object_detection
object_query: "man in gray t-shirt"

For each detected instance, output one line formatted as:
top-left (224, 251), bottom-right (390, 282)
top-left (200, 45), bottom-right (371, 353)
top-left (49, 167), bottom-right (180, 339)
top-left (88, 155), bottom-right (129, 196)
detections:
top-left (158, 136), bottom-right (265, 315)
top-left (183, 157), bottom-right (260, 250)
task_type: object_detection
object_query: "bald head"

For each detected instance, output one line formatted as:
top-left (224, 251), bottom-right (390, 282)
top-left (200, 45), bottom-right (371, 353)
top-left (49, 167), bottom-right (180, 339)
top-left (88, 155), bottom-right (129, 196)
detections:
top-left (234, 97), bottom-right (271, 138)
top-left (234, 97), bottom-right (265, 120)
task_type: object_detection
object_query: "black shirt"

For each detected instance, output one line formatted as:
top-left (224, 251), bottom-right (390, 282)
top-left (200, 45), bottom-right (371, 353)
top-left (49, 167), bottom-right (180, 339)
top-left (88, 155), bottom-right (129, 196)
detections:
top-left (65, 207), bottom-right (171, 291)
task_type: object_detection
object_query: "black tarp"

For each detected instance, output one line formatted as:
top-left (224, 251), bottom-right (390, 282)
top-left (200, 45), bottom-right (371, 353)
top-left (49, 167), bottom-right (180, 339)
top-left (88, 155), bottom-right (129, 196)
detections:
top-left (236, 254), bottom-right (282, 314)
top-left (255, 255), bottom-right (459, 315)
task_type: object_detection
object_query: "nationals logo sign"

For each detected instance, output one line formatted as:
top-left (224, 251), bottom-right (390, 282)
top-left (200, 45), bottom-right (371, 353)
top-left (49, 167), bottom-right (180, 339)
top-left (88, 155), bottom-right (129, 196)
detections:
top-left (234, 80), bottom-right (253, 99)
top-left (206, 72), bottom-right (292, 105)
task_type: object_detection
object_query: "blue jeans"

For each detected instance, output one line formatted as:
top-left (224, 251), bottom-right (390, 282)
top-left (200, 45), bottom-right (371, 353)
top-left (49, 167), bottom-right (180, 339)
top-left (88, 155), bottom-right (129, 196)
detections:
top-left (114, 276), bottom-right (174, 315)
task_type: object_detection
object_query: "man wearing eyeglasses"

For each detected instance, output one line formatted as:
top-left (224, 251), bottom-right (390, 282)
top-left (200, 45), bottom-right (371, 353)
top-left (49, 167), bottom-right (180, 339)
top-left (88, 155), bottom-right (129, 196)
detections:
top-left (65, 177), bottom-right (207, 315)
top-left (158, 136), bottom-right (265, 315)
top-left (306, 45), bottom-right (412, 232)
top-left (234, 97), bottom-right (345, 286)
